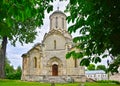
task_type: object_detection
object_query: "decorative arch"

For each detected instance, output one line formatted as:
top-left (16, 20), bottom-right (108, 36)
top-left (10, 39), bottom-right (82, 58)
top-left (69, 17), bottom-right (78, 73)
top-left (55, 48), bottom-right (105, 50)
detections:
top-left (47, 57), bottom-right (63, 76)
top-left (47, 57), bottom-right (63, 66)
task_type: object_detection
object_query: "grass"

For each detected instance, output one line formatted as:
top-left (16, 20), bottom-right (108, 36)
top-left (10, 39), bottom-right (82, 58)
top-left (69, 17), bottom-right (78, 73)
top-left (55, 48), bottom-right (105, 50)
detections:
top-left (0, 79), bottom-right (120, 86)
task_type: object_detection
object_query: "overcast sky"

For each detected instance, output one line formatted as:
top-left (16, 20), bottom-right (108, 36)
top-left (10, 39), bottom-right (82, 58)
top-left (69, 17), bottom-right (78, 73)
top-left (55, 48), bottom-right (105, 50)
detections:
top-left (7, 0), bottom-right (110, 69)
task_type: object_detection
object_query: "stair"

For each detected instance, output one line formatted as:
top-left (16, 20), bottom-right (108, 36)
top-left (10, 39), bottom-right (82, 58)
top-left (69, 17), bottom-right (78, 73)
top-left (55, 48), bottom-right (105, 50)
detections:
top-left (43, 76), bottom-right (66, 83)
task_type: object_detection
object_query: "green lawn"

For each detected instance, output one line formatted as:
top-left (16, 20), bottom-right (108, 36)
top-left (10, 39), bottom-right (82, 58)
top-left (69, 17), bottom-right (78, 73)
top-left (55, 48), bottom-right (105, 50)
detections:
top-left (0, 79), bottom-right (120, 86)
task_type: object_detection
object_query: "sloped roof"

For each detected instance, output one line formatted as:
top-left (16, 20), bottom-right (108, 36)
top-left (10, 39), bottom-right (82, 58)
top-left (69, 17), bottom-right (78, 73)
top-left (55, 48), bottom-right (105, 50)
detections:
top-left (42, 29), bottom-right (65, 43)
top-left (85, 70), bottom-right (105, 74)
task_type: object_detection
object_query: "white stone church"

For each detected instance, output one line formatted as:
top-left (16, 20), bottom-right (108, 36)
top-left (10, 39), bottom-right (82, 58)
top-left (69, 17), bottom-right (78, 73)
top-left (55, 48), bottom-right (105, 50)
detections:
top-left (21, 10), bottom-right (86, 83)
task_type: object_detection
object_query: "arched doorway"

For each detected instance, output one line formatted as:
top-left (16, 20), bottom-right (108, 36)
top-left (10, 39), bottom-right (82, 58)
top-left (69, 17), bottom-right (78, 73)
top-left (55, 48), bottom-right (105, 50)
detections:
top-left (52, 64), bottom-right (58, 76)
top-left (47, 57), bottom-right (62, 76)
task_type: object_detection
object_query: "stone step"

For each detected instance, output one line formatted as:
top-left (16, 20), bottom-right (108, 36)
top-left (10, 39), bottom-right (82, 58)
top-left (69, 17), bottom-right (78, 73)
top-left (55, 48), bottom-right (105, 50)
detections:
top-left (44, 76), bottom-right (66, 83)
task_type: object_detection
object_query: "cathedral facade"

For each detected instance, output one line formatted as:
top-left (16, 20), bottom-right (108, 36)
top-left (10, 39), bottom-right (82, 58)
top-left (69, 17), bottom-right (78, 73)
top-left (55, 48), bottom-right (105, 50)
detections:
top-left (21, 10), bottom-right (86, 83)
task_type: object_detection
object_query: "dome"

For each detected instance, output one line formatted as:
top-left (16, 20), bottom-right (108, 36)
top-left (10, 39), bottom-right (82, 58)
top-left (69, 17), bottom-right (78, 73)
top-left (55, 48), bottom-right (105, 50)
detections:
top-left (50, 10), bottom-right (66, 18)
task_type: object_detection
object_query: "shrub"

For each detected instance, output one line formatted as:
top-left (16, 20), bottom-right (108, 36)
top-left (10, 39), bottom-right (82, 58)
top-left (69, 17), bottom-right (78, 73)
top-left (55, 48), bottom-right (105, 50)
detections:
top-left (97, 80), bottom-right (120, 84)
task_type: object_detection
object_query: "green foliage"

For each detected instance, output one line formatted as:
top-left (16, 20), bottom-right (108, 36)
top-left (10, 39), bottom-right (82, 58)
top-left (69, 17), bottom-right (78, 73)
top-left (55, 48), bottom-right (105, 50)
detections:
top-left (66, 51), bottom-right (73, 59)
top-left (108, 55), bottom-right (120, 74)
top-left (92, 57), bottom-right (101, 64)
top-left (65, 0), bottom-right (120, 73)
top-left (96, 65), bottom-right (107, 72)
top-left (5, 58), bottom-right (21, 80)
top-left (6, 66), bottom-right (22, 80)
top-left (66, 51), bottom-right (83, 59)
top-left (97, 80), bottom-right (120, 85)
top-left (87, 64), bottom-right (95, 70)
top-left (80, 58), bottom-right (90, 66)
top-left (5, 58), bottom-right (14, 79)
top-left (0, 0), bottom-right (53, 45)
top-left (14, 66), bottom-right (22, 80)
top-left (0, 0), bottom-right (53, 78)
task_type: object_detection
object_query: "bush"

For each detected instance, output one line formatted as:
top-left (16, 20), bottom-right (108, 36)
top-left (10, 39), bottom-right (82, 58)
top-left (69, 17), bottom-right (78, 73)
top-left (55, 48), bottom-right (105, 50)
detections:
top-left (5, 58), bottom-right (22, 80)
top-left (97, 80), bottom-right (120, 84)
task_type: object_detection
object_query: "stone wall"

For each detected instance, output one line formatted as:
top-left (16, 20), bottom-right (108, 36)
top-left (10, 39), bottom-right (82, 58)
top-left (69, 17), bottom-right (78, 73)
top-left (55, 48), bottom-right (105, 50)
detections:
top-left (21, 10), bottom-right (86, 83)
top-left (43, 34), bottom-right (66, 50)
top-left (50, 13), bottom-right (67, 31)
top-left (110, 73), bottom-right (120, 82)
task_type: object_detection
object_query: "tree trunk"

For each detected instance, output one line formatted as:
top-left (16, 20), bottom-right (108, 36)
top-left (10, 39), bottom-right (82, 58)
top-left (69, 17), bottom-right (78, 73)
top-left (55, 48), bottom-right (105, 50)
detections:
top-left (0, 36), bottom-right (7, 78)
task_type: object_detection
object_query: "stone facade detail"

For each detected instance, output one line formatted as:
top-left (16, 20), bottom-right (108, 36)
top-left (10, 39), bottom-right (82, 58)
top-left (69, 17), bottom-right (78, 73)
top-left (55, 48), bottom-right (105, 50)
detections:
top-left (21, 10), bottom-right (86, 83)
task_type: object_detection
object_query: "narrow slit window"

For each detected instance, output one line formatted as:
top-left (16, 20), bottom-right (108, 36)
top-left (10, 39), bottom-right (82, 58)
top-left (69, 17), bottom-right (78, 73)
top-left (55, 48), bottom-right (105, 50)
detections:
top-left (74, 59), bottom-right (77, 67)
top-left (34, 57), bottom-right (37, 68)
top-left (56, 17), bottom-right (58, 28)
top-left (62, 18), bottom-right (64, 29)
top-left (54, 40), bottom-right (56, 49)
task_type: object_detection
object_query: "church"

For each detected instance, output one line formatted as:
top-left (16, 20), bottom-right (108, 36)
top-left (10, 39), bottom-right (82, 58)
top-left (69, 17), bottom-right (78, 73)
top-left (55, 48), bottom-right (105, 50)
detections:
top-left (21, 10), bottom-right (86, 83)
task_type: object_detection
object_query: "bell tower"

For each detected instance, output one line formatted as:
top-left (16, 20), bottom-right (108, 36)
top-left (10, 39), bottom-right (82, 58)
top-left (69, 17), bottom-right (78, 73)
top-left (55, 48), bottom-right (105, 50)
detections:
top-left (49, 9), bottom-right (67, 31)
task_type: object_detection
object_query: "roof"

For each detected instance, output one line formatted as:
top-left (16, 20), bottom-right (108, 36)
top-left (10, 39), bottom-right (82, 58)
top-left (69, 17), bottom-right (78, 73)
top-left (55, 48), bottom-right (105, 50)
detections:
top-left (50, 10), bottom-right (66, 18)
top-left (85, 70), bottom-right (105, 74)
top-left (42, 29), bottom-right (65, 43)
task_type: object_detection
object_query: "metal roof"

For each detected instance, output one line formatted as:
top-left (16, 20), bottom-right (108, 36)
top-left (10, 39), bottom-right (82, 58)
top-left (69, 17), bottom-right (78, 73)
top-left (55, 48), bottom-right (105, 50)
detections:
top-left (50, 10), bottom-right (66, 18)
top-left (85, 70), bottom-right (106, 74)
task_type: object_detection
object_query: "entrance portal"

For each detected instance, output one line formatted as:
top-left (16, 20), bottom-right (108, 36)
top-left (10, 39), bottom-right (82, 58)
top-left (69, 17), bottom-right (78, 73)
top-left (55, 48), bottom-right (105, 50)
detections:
top-left (52, 64), bottom-right (58, 76)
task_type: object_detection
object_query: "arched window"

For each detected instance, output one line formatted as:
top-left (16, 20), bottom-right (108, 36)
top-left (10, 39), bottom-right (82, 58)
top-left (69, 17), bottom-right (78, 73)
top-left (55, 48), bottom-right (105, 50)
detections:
top-left (62, 18), bottom-right (64, 29)
top-left (54, 40), bottom-right (56, 49)
top-left (34, 57), bottom-right (37, 68)
top-left (74, 59), bottom-right (77, 67)
top-left (56, 17), bottom-right (58, 28)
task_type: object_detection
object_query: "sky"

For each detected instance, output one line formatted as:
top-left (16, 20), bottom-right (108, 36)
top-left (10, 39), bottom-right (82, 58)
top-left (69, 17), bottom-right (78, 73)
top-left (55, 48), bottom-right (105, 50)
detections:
top-left (7, 0), bottom-right (69, 69)
top-left (7, 0), bottom-right (110, 69)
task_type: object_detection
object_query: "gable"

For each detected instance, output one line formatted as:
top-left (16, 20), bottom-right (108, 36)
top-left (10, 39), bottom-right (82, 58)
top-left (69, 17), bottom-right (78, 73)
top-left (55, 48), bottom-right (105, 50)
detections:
top-left (42, 30), bottom-right (66, 50)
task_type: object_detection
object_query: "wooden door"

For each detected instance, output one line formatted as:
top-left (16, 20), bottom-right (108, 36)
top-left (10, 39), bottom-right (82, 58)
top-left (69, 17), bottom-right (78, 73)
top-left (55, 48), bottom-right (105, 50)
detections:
top-left (52, 64), bottom-right (58, 76)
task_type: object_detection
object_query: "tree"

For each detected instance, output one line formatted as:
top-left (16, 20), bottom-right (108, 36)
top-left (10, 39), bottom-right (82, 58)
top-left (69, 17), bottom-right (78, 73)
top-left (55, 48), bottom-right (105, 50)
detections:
top-left (65, 0), bottom-right (120, 73)
top-left (87, 64), bottom-right (95, 70)
top-left (5, 57), bottom-right (15, 79)
top-left (108, 55), bottom-right (120, 74)
top-left (0, 0), bottom-right (53, 78)
top-left (15, 66), bottom-right (22, 80)
top-left (5, 57), bottom-right (22, 79)
top-left (96, 65), bottom-right (106, 72)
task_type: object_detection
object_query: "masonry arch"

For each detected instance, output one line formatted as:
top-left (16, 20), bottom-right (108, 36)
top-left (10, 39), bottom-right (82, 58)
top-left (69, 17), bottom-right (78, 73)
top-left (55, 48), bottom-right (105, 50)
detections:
top-left (47, 57), bottom-right (63, 76)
